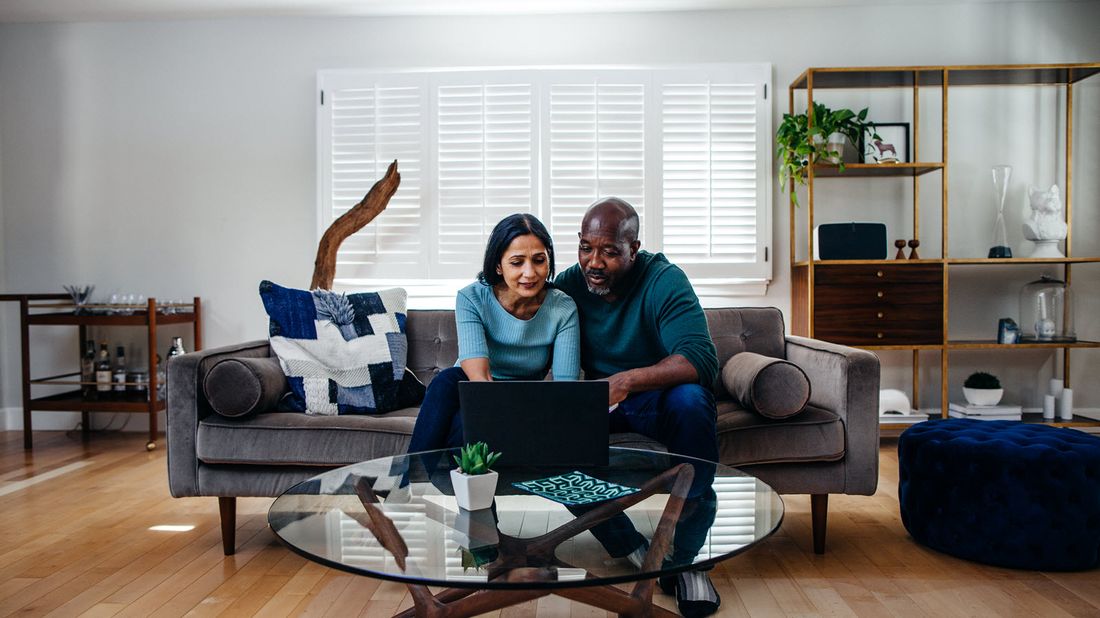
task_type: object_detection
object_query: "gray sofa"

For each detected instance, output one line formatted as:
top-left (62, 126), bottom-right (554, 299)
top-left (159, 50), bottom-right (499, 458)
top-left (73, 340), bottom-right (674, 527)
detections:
top-left (167, 307), bottom-right (879, 555)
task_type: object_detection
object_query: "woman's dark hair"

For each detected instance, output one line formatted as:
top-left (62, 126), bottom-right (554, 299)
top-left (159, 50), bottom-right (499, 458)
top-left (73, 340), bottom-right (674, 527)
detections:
top-left (477, 213), bottom-right (555, 286)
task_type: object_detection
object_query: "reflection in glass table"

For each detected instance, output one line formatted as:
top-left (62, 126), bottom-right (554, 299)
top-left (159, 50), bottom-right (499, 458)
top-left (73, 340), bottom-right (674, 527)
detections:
top-left (269, 447), bottom-right (783, 617)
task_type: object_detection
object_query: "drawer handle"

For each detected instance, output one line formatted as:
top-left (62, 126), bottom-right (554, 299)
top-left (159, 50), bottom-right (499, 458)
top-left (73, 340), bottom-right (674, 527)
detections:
top-left (877, 312), bottom-right (884, 319)
top-left (877, 332), bottom-right (884, 339)
top-left (876, 270), bottom-right (884, 278)
top-left (876, 291), bottom-right (884, 298)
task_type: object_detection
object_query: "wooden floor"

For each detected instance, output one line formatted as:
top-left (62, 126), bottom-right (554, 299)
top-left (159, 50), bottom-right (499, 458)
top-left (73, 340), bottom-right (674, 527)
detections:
top-left (2, 431), bottom-right (1099, 618)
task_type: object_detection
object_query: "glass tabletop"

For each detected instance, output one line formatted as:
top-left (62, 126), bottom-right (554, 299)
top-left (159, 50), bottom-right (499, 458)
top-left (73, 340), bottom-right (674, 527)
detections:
top-left (268, 447), bottom-right (783, 590)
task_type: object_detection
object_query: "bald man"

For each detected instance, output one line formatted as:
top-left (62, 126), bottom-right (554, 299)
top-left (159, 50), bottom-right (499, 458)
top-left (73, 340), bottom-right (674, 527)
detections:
top-left (555, 197), bottom-right (721, 618)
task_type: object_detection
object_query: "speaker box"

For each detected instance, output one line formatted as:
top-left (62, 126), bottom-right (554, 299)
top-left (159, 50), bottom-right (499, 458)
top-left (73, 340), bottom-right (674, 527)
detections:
top-left (813, 222), bottom-right (888, 260)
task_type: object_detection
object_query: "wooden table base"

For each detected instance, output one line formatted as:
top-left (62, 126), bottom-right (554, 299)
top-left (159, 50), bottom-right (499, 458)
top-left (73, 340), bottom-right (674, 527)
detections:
top-left (354, 464), bottom-right (695, 618)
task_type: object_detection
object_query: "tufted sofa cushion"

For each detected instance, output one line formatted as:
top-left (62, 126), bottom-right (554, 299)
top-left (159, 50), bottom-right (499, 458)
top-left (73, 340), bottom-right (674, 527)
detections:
top-left (898, 418), bottom-right (1100, 571)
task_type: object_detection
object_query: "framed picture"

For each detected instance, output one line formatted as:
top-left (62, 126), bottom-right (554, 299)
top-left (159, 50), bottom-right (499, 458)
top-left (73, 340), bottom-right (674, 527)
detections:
top-left (861, 122), bottom-right (909, 163)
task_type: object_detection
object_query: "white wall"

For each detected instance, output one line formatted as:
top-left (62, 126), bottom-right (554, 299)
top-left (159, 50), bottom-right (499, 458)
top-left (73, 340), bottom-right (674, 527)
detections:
top-left (2, 2), bottom-right (1099, 428)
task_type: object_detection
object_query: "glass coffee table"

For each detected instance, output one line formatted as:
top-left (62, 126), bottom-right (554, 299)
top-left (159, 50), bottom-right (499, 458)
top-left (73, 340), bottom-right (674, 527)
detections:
top-left (269, 447), bottom-right (783, 618)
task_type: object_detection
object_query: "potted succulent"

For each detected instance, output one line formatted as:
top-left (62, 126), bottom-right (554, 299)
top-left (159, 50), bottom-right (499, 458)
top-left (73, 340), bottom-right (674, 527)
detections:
top-left (963, 371), bottom-right (1004, 406)
top-left (450, 441), bottom-right (501, 511)
top-left (776, 102), bottom-right (878, 206)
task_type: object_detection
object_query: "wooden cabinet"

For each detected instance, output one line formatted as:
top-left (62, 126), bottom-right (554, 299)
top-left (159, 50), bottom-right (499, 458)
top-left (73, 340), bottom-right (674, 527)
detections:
top-left (787, 63), bottom-right (1100, 429)
top-left (13, 295), bottom-right (203, 450)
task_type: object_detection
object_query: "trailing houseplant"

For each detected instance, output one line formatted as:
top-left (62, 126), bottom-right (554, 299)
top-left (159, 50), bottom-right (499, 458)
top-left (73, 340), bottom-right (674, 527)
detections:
top-left (450, 441), bottom-right (502, 510)
top-left (776, 102), bottom-right (878, 206)
top-left (963, 371), bottom-right (1004, 406)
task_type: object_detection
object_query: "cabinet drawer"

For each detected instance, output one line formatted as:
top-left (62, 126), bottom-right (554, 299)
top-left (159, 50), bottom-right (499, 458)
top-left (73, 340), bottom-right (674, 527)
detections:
top-left (814, 264), bottom-right (943, 287)
top-left (811, 264), bottom-right (944, 346)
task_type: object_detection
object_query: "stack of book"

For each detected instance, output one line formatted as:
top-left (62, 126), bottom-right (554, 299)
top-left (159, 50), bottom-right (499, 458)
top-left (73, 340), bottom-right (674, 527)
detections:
top-left (948, 402), bottom-right (1022, 421)
top-left (879, 411), bottom-right (929, 425)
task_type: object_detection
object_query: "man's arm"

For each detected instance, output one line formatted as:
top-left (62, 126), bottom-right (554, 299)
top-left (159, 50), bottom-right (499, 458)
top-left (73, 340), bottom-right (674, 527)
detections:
top-left (606, 354), bottom-right (697, 405)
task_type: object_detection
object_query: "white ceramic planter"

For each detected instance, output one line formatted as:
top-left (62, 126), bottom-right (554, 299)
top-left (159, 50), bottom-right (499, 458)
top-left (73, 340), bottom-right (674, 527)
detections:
top-left (450, 469), bottom-right (498, 511)
top-left (963, 387), bottom-right (1004, 406)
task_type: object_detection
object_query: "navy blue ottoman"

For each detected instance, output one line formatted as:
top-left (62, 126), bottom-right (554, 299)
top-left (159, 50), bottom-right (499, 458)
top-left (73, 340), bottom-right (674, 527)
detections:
top-left (899, 418), bottom-right (1100, 571)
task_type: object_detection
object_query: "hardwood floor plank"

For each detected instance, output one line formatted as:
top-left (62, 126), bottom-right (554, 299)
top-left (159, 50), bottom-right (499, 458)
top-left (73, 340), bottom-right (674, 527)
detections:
top-left (2, 431), bottom-right (1098, 618)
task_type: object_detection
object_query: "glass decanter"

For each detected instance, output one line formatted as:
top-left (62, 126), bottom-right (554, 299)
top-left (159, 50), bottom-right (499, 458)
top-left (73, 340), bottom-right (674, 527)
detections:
top-left (988, 164), bottom-right (1012, 258)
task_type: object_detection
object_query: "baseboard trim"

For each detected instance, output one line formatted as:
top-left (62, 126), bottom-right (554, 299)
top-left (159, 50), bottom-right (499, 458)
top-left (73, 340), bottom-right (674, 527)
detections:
top-left (0, 407), bottom-right (165, 432)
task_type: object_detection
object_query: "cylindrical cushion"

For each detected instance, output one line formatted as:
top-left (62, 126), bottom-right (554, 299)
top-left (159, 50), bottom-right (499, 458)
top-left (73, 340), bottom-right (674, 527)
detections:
top-left (721, 351), bottom-right (810, 419)
top-left (203, 356), bottom-right (288, 418)
top-left (899, 418), bottom-right (1100, 571)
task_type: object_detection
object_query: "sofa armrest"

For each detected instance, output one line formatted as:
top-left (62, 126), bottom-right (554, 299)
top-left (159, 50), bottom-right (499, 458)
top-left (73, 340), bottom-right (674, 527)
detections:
top-left (785, 335), bottom-right (880, 495)
top-left (166, 339), bottom-right (272, 497)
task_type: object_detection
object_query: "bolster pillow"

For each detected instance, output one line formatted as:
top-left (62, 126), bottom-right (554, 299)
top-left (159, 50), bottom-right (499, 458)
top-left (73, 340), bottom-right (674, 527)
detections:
top-left (203, 356), bottom-right (288, 418)
top-left (721, 351), bottom-right (811, 419)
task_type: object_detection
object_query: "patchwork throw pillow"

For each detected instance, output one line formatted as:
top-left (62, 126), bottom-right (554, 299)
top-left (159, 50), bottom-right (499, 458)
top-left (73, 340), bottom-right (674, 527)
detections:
top-left (259, 280), bottom-right (420, 415)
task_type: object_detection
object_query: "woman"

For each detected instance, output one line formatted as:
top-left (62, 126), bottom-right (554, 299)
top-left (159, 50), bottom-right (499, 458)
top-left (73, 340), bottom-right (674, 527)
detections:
top-left (407, 213), bottom-right (580, 453)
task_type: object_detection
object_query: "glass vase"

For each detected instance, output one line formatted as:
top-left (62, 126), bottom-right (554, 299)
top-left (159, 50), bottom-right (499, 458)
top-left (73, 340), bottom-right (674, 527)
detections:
top-left (1018, 275), bottom-right (1075, 342)
top-left (988, 165), bottom-right (1012, 258)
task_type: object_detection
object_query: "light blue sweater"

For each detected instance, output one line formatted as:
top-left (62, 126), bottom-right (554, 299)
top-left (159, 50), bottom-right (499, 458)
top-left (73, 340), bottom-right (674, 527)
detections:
top-left (455, 283), bottom-right (580, 381)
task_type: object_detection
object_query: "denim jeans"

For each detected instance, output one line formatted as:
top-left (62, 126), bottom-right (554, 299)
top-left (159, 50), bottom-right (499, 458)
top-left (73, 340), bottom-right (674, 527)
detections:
top-left (578, 383), bottom-right (719, 562)
top-left (407, 366), bottom-right (468, 453)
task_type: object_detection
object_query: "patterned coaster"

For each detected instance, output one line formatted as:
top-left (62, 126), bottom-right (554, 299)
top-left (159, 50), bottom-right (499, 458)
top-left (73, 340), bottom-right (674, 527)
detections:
top-left (512, 471), bottom-right (639, 506)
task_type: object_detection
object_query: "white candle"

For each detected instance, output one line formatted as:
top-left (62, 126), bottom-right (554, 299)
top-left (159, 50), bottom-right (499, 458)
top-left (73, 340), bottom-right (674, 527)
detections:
top-left (1059, 388), bottom-right (1074, 421)
top-left (1050, 378), bottom-right (1064, 398)
top-left (1043, 394), bottom-right (1056, 420)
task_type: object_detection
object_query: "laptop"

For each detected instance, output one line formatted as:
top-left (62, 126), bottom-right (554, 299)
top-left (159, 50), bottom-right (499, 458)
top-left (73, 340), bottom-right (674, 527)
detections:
top-left (459, 381), bottom-right (610, 467)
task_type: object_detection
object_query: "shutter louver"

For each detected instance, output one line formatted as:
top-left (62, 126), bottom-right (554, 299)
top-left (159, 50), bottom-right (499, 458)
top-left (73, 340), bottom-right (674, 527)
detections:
top-left (548, 82), bottom-right (645, 256)
top-left (661, 82), bottom-right (759, 266)
top-left (437, 83), bottom-right (535, 273)
top-left (326, 83), bottom-right (424, 279)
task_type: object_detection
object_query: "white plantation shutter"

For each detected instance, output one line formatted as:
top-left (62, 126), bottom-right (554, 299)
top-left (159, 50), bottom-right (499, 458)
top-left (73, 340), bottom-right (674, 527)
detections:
top-left (319, 65), bottom-right (770, 291)
top-left (657, 67), bottom-right (769, 279)
top-left (319, 74), bottom-right (427, 279)
top-left (545, 77), bottom-right (646, 256)
top-left (436, 78), bottom-right (536, 276)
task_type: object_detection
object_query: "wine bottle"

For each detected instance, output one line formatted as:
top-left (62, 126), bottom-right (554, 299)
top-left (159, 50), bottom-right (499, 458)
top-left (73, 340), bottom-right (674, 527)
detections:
top-left (167, 336), bottom-right (186, 358)
top-left (95, 342), bottom-right (112, 396)
top-left (113, 345), bottom-right (128, 395)
top-left (81, 339), bottom-right (96, 399)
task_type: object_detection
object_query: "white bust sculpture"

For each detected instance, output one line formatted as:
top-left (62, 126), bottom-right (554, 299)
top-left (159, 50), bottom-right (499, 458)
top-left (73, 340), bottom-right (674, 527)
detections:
top-left (1022, 184), bottom-right (1067, 258)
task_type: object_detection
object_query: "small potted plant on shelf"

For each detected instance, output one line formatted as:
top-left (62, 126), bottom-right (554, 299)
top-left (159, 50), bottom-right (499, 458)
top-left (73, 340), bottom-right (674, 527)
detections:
top-left (963, 371), bottom-right (1004, 406)
top-left (776, 102), bottom-right (878, 206)
top-left (451, 441), bottom-right (501, 510)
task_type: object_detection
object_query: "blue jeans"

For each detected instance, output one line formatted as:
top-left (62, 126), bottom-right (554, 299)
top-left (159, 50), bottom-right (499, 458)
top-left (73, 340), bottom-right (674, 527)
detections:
top-left (580, 384), bottom-right (719, 562)
top-left (407, 366), bottom-right (468, 454)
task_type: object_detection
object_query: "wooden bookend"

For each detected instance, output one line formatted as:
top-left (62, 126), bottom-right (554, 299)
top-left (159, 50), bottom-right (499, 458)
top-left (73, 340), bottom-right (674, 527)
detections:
top-left (310, 160), bottom-right (401, 290)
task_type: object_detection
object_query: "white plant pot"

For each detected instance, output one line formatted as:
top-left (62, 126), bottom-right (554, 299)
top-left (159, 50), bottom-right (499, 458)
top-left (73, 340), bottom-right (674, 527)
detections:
top-left (453, 506), bottom-right (499, 549)
top-left (825, 132), bottom-right (848, 163)
top-left (450, 469), bottom-right (498, 511)
top-left (963, 387), bottom-right (1004, 406)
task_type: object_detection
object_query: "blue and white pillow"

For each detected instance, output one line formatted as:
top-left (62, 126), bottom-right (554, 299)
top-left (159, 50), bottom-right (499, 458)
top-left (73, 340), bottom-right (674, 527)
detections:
top-left (259, 280), bottom-right (417, 415)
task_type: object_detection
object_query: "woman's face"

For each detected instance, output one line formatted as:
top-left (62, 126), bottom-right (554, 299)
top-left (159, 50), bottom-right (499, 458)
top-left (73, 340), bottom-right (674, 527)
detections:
top-left (496, 233), bottom-right (550, 299)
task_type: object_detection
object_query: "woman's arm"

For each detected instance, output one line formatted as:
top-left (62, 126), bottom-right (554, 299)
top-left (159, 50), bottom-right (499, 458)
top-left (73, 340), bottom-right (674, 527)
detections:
top-left (550, 300), bottom-right (581, 381)
top-left (455, 288), bottom-right (493, 382)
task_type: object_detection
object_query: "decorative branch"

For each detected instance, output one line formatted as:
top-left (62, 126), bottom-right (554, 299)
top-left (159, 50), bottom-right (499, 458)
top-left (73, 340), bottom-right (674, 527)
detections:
top-left (310, 160), bottom-right (401, 290)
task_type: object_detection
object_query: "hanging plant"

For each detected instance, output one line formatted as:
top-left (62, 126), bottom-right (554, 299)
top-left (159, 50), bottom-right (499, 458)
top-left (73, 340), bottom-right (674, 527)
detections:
top-left (776, 103), bottom-right (878, 206)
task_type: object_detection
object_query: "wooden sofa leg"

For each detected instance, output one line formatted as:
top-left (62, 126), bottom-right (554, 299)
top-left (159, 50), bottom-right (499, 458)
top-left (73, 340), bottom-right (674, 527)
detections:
top-left (811, 494), bottom-right (828, 554)
top-left (219, 497), bottom-right (237, 556)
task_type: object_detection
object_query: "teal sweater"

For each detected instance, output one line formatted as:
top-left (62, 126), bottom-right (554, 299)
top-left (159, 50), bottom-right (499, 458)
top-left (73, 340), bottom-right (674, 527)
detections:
top-left (555, 251), bottom-right (718, 389)
top-left (455, 282), bottom-right (581, 381)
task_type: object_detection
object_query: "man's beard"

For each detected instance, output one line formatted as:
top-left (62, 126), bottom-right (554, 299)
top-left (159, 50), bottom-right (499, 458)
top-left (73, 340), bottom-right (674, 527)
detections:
top-left (584, 270), bottom-right (611, 296)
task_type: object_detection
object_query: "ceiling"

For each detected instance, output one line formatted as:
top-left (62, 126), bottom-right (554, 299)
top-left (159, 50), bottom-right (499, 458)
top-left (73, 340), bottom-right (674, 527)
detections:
top-left (0, 0), bottom-right (1051, 24)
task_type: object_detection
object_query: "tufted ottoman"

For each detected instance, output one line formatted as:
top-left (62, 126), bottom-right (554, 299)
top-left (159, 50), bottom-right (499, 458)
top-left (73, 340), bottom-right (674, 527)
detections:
top-left (898, 418), bottom-right (1100, 571)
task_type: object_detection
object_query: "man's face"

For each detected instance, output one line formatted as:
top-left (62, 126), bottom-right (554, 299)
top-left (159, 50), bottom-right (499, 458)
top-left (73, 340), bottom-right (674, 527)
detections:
top-left (577, 217), bottom-right (639, 300)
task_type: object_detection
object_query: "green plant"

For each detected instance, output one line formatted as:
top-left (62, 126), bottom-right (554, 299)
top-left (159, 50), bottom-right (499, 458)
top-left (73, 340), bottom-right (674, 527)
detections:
top-left (453, 441), bottom-right (501, 475)
top-left (964, 372), bottom-right (1001, 389)
top-left (776, 103), bottom-right (878, 206)
top-left (457, 545), bottom-right (499, 571)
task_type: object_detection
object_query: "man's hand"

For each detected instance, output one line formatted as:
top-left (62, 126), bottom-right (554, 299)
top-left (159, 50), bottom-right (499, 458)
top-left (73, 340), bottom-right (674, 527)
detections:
top-left (604, 354), bottom-right (699, 407)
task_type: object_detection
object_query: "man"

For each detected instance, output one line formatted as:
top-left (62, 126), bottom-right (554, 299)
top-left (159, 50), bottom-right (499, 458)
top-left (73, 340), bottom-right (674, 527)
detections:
top-left (555, 197), bottom-right (721, 618)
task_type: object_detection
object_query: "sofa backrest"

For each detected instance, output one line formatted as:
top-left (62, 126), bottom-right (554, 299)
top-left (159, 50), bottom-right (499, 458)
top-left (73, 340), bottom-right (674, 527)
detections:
top-left (404, 306), bottom-right (787, 392)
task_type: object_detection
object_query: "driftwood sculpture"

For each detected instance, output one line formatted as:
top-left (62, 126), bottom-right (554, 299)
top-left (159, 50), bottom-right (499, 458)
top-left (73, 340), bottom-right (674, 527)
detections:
top-left (310, 160), bottom-right (401, 290)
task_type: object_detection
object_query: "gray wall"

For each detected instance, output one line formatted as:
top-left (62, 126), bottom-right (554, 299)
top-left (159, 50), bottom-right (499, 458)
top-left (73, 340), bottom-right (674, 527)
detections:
top-left (1, 2), bottom-right (1099, 427)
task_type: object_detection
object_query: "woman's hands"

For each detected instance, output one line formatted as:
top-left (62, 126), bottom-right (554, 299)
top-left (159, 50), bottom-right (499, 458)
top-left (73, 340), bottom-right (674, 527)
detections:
top-left (459, 358), bottom-right (493, 382)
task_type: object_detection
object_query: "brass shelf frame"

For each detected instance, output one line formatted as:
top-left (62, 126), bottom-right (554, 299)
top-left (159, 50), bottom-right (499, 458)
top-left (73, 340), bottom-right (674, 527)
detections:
top-left (788, 62), bottom-right (1100, 425)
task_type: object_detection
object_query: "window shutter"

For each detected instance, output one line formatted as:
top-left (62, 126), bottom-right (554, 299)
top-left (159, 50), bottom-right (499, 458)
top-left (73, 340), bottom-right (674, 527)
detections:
top-left (546, 78), bottom-right (646, 258)
top-left (658, 67), bottom-right (769, 279)
top-left (436, 79), bottom-right (536, 276)
top-left (320, 74), bottom-right (427, 280)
